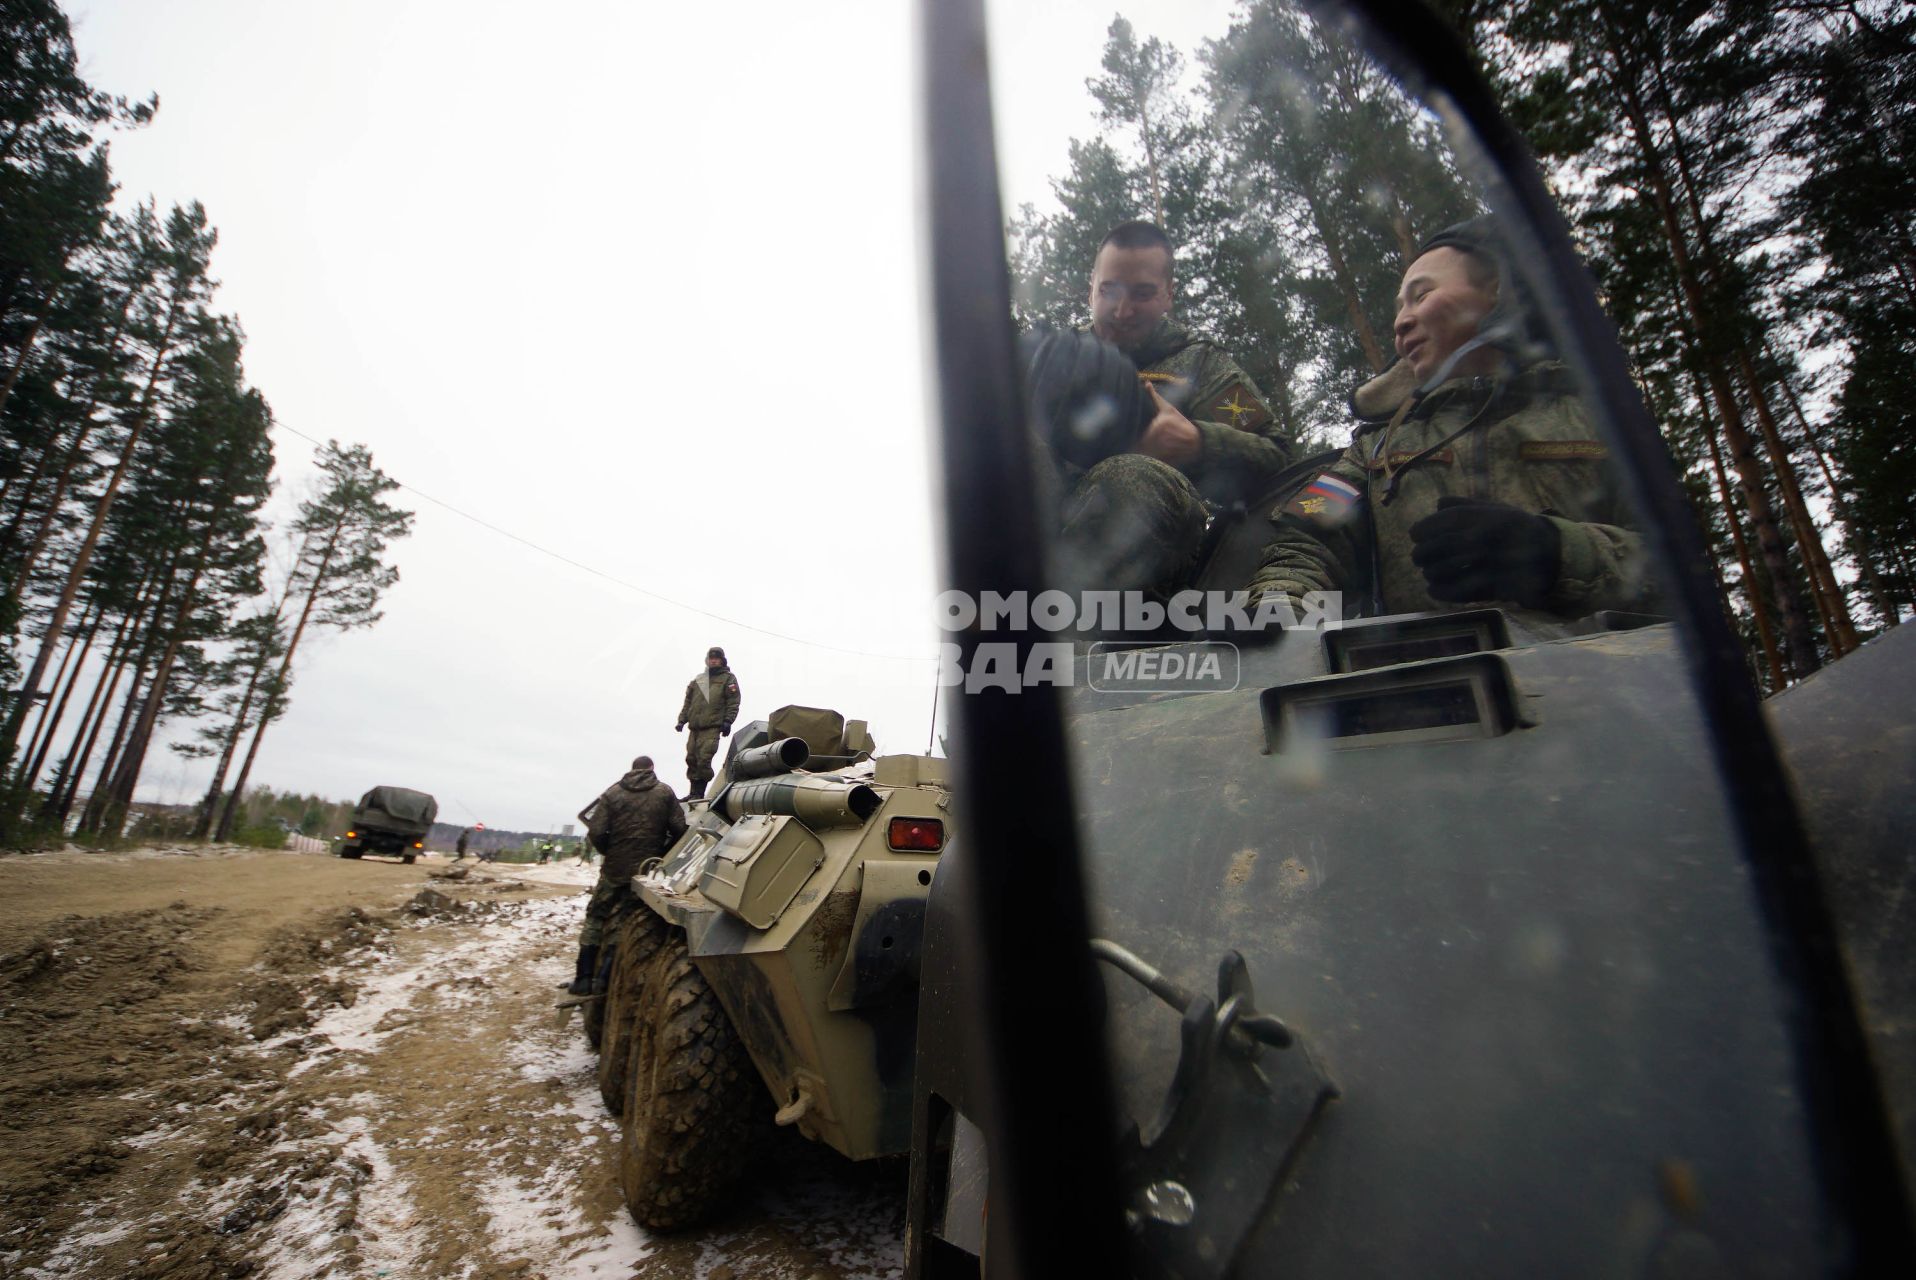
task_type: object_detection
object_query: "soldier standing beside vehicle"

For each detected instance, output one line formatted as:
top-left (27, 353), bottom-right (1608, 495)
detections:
top-left (1052, 220), bottom-right (1289, 596)
top-left (567, 755), bottom-right (687, 996)
top-left (1246, 216), bottom-right (1652, 619)
top-left (455, 827), bottom-right (471, 860)
top-left (675, 646), bottom-right (739, 801)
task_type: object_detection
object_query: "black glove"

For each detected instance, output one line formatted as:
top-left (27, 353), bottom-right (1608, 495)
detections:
top-left (1408, 495), bottom-right (1561, 608)
top-left (674, 722), bottom-right (685, 732)
top-left (720, 724), bottom-right (732, 737)
top-left (1022, 329), bottom-right (1151, 470)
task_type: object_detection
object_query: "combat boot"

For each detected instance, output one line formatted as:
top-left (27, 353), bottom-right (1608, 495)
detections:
top-left (565, 944), bottom-right (599, 996)
top-left (685, 780), bottom-right (707, 801)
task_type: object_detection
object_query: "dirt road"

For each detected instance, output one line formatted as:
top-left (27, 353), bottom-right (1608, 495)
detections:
top-left (0, 846), bottom-right (904, 1279)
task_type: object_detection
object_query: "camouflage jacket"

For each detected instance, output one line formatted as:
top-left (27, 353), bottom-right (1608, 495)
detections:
top-left (588, 766), bottom-right (687, 882)
top-left (1120, 319), bottom-right (1290, 507)
top-left (1247, 362), bottom-right (1651, 617)
top-left (678, 666), bottom-right (740, 730)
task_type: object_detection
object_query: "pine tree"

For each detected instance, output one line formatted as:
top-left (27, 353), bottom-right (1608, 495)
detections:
top-left (215, 442), bottom-right (412, 840)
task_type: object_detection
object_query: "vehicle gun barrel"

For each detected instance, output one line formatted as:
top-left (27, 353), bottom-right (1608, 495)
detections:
top-left (729, 737), bottom-right (811, 781)
top-left (720, 776), bottom-right (881, 828)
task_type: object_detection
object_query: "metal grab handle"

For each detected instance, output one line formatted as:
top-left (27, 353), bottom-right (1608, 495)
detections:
top-left (1090, 938), bottom-right (1294, 1049)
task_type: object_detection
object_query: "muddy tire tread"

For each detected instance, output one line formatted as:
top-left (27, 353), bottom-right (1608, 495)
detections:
top-left (593, 908), bottom-right (670, 1108)
top-left (617, 934), bottom-right (770, 1231)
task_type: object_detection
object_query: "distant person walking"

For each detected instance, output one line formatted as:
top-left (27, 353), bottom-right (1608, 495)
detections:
top-left (568, 756), bottom-right (687, 995)
top-left (455, 827), bottom-right (471, 860)
top-left (675, 646), bottom-right (740, 801)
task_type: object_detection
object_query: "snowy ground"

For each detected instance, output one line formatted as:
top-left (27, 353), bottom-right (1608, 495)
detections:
top-left (0, 847), bottom-right (904, 1279)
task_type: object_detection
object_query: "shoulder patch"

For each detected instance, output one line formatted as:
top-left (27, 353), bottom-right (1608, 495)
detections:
top-left (1520, 440), bottom-right (1608, 461)
top-left (1280, 472), bottom-right (1364, 527)
top-left (1204, 381), bottom-right (1273, 433)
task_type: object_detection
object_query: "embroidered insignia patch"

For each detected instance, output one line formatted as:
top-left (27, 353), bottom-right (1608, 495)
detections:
top-left (1204, 382), bottom-right (1273, 432)
top-left (1520, 440), bottom-right (1608, 461)
top-left (1282, 473), bottom-right (1362, 526)
top-left (1364, 448), bottom-right (1455, 471)
top-left (1138, 370), bottom-right (1194, 410)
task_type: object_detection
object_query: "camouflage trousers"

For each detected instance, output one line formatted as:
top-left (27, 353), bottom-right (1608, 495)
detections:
top-left (578, 877), bottom-right (639, 947)
top-left (1056, 453), bottom-right (1208, 598)
top-left (685, 726), bottom-right (722, 787)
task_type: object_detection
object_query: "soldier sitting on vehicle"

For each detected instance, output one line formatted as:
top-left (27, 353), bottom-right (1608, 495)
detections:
top-left (1033, 221), bottom-right (1289, 598)
top-left (1246, 216), bottom-right (1653, 620)
top-left (567, 755), bottom-right (687, 996)
top-left (675, 646), bottom-right (739, 801)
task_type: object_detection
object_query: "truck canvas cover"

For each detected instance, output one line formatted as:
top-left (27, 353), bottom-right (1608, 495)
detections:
top-left (356, 786), bottom-right (438, 832)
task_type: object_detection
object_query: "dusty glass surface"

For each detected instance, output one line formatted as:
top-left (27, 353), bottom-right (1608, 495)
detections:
top-left (927, 0), bottom-right (1908, 1272)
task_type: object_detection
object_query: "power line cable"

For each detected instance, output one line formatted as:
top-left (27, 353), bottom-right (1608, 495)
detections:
top-left (271, 421), bottom-right (938, 664)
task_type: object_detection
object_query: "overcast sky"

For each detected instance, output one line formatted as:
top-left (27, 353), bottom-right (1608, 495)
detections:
top-left (61, 0), bottom-right (1239, 832)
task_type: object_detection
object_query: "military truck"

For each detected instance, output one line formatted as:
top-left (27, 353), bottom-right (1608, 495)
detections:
top-left (336, 786), bottom-right (438, 864)
top-left (582, 705), bottom-right (953, 1229)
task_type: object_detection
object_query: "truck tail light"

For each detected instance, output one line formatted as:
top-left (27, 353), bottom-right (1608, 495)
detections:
top-left (413, 841), bottom-right (423, 849)
top-left (346, 831), bottom-right (356, 839)
top-left (888, 817), bottom-right (944, 852)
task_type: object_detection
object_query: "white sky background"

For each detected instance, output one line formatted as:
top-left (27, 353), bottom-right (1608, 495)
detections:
top-left (61, 0), bottom-right (1240, 832)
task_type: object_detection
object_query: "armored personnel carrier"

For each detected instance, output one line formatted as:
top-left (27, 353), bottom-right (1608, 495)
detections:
top-left (582, 705), bottom-right (952, 1229)
top-left (337, 786), bottom-right (437, 864)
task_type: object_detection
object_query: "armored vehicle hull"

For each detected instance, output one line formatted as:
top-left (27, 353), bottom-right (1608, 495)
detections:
top-left (906, 612), bottom-right (1916, 1277)
top-left (584, 707), bottom-right (953, 1230)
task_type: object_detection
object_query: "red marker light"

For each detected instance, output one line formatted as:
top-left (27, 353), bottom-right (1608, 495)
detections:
top-left (887, 817), bottom-right (944, 852)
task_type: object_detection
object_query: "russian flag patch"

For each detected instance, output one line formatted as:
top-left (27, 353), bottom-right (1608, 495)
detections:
top-left (1282, 472), bottom-right (1363, 526)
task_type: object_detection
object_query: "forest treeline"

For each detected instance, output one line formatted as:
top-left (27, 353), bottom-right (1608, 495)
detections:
top-left (0, 0), bottom-right (412, 846)
top-left (1010, 0), bottom-right (1913, 687)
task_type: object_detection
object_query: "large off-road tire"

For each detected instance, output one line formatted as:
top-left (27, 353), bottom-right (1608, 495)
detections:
top-left (402, 854), bottom-right (416, 864)
top-left (593, 908), bottom-right (672, 1111)
top-left (617, 932), bottom-right (773, 1231)
top-left (339, 847), bottom-right (363, 860)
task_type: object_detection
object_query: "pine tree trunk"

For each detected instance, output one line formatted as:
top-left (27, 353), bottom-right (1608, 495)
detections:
top-left (17, 597), bottom-right (97, 786)
top-left (192, 634), bottom-right (275, 839)
top-left (0, 306), bottom-right (134, 580)
top-left (39, 600), bottom-right (144, 821)
top-left (1734, 347), bottom-right (1859, 655)
top-left (1693, 369), bottom-right (1787, 688)
top-left (1769, 354), bottom-right (1900, 627)
top-left (0, 311), bottom-right (45, 420)
top-left (1641, 26), bottom-right (1858, 656)
top-left (23, 605), bottom-right (102, 788)
top-left (1608, 49), bottom-right (1821, 675)
top-left (101, 556), bottom-right (208, 837)
top-left (0, 288), bottom-right (187, 759)
top-left (216, 525), bottom-right (344, 841)
top-left (79, 658), bottom-right (153, 834)
top-left (1299, 179), bottom-right (1388, 372)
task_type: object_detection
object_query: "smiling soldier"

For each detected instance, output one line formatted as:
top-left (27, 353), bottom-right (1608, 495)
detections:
top-left (1247, 217), bottom-right (1653, 619)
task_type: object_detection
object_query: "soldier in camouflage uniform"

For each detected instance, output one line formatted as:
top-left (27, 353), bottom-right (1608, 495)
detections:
top-left (1247, 217), bottom-right (1651, 618)
top-left (1057, 222), bottom-right (1291, 597)
top-left (568, 755), bottom-right (687, 995)
top-left (675, 646), bottom-right (739, 801)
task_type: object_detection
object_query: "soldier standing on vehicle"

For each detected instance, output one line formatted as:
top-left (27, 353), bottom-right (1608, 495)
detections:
top-left (1247, 216), bottom-right (1651, 618)
top-left (567, 755), bottom-right (687, 996)
top-left (675, 646), bottom-right (739, 801)
top-left (1050, 221), bottom-right (1289, 596)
